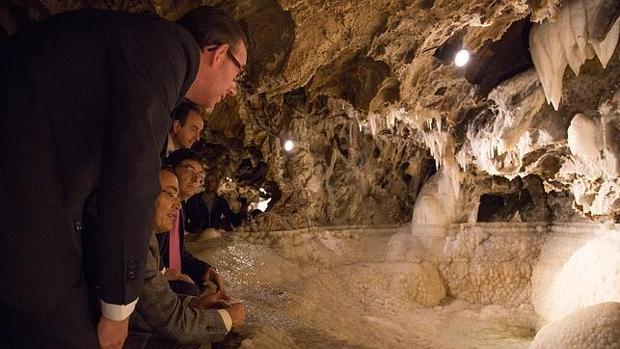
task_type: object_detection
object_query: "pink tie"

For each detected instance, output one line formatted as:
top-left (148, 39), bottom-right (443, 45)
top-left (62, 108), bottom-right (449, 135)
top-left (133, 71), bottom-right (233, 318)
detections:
top-left (169, 210), bottom-right (182, 271)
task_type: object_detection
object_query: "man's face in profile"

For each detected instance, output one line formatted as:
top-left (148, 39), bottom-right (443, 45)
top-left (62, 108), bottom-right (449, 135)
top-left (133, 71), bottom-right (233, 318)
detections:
top-left (153, 170), bottom-right (181, 233)
top-left (171, 110), bottom-right (204, 149)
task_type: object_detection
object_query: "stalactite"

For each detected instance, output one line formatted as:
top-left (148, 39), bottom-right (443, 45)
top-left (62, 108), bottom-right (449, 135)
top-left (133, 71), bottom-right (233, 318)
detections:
top-left (530, 0), bottom-right (620, 110)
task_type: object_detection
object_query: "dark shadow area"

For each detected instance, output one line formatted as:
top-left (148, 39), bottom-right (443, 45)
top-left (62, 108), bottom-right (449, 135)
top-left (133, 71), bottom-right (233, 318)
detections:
top-left (464, 17), bottom-right (533, 95)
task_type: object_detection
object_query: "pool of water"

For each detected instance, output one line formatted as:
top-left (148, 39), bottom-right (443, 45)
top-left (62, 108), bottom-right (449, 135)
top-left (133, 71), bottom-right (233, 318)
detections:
top-left (187, 223), bottom-right (620, 348)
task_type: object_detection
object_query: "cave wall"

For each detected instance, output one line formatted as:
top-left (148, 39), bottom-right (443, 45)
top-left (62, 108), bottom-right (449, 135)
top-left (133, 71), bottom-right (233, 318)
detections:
top-left (2, 0), bottom-right (620, 228)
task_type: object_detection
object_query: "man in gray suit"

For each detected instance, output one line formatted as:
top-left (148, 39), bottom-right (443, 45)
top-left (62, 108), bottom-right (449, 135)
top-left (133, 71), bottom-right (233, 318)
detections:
top-left (126, 168), bottom-right (244, 347)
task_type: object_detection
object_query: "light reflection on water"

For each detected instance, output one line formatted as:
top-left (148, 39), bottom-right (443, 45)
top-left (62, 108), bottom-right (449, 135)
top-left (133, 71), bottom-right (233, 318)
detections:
top-left (187, 224), bottom-right (594, 348)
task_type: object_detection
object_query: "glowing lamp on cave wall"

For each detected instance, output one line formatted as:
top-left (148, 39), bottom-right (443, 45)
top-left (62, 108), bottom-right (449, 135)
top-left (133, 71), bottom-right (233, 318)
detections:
top-left (284, 140), bottom-right (295, 152)
top-left (454, 49), bottom-right (470, 67)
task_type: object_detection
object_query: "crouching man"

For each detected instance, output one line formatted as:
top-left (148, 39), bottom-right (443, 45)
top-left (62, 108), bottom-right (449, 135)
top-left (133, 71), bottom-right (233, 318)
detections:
top-left (126, 167), bottom-right (245, 348)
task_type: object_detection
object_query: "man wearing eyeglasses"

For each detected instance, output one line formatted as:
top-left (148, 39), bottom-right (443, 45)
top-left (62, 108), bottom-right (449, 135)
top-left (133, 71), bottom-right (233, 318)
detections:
top-left (0, 5), bottom-right (247, 349)
top-left (158, 149), bottom-right (225, 297)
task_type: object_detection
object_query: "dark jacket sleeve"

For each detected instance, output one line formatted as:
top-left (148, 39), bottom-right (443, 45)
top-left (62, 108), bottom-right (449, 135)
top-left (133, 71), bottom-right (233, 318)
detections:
top-left (215, 197), bottom-right (245, 229)
top-left (179, 209), bottom-right (210, 284)
top-left (184, 196), bottom-right (207, 234)
top-left (97, 19), bottom-right (198, 305)
top-left (181, 246), bottom-right (210, 285)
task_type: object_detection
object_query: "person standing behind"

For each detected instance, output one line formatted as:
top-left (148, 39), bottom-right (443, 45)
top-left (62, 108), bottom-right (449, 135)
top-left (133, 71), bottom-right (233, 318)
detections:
top-left (163, 102), bottom-right (205, 159)
top-left (185, 172), bottom-right (248, 233)
top-left (0, 6), bottom-right (247, 348)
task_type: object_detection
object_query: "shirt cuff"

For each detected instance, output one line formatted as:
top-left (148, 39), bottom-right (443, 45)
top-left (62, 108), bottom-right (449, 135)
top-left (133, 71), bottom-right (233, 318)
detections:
top-left (160, 266), bottom-right (166, 275)
top-left (100, 298), bottom-right (139, 321)
top-left (216, 309), bottom-right (233, 332)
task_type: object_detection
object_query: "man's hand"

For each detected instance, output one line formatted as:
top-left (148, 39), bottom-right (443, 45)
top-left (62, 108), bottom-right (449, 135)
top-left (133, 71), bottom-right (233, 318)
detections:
top-left (227, 303), bottom-right (246, 328)
top-left (190, 291), bottom-right (230, 310)
top-left (203, 267), bottom-right (224, 291)
top-left (164, 268), bottom-right (195, 284)
top-left (97, 315), bottom-right (129, 349)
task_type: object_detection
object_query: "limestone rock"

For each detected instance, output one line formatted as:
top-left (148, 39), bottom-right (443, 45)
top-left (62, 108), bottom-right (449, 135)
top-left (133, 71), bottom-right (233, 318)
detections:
top-left (531, 302), bottom-right (620, 349)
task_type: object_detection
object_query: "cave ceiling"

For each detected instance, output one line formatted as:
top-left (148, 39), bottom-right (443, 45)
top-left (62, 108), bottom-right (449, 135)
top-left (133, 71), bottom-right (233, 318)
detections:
top-left (2, 0), bottom-right (620, 228)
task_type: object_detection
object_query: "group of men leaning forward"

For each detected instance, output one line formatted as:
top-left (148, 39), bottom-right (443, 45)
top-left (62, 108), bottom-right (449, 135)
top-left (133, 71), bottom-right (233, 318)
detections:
top-left (0, 5), bottom-right (250, 348)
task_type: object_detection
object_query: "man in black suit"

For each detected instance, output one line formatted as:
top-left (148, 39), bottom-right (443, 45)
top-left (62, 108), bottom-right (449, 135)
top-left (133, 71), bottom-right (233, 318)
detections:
top-left (0, 6), bottom-right (247, 348)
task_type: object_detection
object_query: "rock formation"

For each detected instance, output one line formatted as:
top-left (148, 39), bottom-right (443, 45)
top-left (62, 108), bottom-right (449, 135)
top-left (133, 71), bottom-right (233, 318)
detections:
top-left (3, 0), bottom-right (620, 347)
top-left (3, 0), bottom-right (619, 227)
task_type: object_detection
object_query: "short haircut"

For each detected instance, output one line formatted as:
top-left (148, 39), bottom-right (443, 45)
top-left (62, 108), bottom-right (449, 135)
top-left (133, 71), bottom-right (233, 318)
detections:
top-left (176, 6), bottom-right (248, 53)
top-left (171, 101), bottom-right (202, 125)
top-left (161, 164), bottom-right (176, 172)
top-left (164, 149), bottom-right (204, 169)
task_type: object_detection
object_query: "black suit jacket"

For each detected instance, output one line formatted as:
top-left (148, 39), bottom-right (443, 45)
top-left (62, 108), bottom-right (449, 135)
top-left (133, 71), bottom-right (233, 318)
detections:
top-left (0, 10), bottom-right (199, 312)
top-left (185, 194), bottom-right (245, 232)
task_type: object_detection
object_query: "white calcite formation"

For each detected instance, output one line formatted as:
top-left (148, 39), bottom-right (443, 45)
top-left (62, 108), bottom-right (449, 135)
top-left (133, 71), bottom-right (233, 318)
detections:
top-left (411, 166), bottom-right (464, 226)
top-left (438, 223), bottom-right (545, 307)
top-left (530, 302), bottom-right (620, 349)
top-left (461, 70), bottom-right (550, 178)
top-left (530, 0), bottom-right (620, 110)
top-left (557, 101), bottom-right (620, 216)
top-left (532, 224), bottom-right (620, 322)
top-left (189, 225), bottom-right (541, 348)
top-left (184, 222), bottom-right (620, 348)
top-left (567, 113), bottom-right (603, 158)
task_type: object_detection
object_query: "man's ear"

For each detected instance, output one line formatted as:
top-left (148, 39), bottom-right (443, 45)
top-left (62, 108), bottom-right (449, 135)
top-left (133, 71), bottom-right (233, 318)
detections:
top-left (172, 119), bottom-right (182, 133)
top-left (203, 44), bottom-right (229, 67)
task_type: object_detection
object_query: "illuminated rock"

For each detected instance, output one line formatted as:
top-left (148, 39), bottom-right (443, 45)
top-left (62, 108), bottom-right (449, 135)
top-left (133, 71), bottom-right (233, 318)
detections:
top-left (531, 302), bottom-right (620, 349)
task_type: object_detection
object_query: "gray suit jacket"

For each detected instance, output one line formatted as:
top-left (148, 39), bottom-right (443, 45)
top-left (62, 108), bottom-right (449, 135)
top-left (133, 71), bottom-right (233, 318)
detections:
top-left (128, 234), bottom-right (229, 347)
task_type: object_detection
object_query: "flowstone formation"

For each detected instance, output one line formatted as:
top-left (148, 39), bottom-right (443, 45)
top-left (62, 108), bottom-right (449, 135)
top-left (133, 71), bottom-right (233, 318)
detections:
top-left (530, 302), bottom-right (620, 349)
top-left (187, 222), bottom-right (620, 348)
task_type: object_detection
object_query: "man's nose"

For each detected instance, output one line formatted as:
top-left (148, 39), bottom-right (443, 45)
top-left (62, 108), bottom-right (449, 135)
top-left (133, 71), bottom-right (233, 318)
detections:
top-left (172, 200), bottom-right (181, 210)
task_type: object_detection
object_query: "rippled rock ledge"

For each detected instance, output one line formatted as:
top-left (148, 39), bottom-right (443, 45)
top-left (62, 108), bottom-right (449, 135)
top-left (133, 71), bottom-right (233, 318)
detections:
top-left (187, 222), bottom-right (620, 349)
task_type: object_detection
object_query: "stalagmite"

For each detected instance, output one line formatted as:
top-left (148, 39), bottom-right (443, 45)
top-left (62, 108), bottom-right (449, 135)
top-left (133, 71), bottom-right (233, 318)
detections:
top-left (567, 113), bottom-right (602, 158)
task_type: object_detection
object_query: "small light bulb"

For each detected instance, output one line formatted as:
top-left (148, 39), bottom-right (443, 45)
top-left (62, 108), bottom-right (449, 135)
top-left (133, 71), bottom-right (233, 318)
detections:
top-left (454, 49), bottom-right (470, 67)
top-left (284, 140), bottom-right (295, 152)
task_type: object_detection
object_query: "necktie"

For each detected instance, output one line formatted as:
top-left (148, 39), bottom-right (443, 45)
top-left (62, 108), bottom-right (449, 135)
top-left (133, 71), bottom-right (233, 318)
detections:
top-left (169, 210), bottom-right (182, 271)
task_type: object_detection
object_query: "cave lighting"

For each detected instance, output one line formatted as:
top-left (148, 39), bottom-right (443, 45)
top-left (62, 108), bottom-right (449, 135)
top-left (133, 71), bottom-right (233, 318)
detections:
top-left (454, 49), bottom-right (470, 67)
top-left (256, 197), bottom-right (272, 212)
top-left (284, 139), bottom-right (295, 152)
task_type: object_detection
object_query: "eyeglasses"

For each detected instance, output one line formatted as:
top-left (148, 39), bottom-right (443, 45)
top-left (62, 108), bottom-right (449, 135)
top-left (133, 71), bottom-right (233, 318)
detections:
top-left (206, 45), bottom-right (246, 83)
top-left (176, 164), bottom-right (205, 180)
top-left (161, 189), bottom-right (179, 200)
top-left (226, 50), bottom-right (246, 83)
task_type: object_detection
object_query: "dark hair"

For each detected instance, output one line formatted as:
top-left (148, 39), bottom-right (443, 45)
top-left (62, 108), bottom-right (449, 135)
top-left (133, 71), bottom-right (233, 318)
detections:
top-left (164, 149), bottom-right (204, 169)
top-left (171, 101), bottom-right (201, 125)
top-left (176, 6), bottom-right (248, 53)
top-left (161, 164), bottom-right (175, 172)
